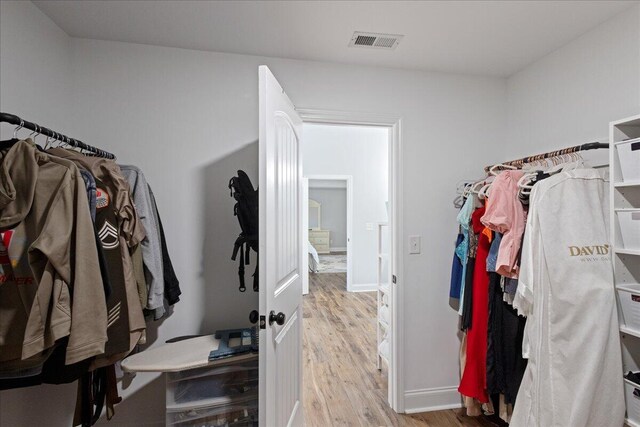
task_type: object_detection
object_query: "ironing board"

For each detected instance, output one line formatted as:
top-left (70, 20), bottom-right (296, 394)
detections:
top-left (121, 335), bottom-right (257, 373)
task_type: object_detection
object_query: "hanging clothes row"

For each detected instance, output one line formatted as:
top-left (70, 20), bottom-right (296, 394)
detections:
top-left (449, 145), bottom-right (625, 426)
top-left (0, 113), bottom-right (181, 426)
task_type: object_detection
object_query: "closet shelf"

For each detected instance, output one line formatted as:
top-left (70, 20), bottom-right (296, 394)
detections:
top-left (376, 221), bottom-right (392, 373)
top-left (614, 137), bottom-right (640, 146)
top-left (620, 325), bottom-right (640, 340)
top-left (614, 180), bottom-right (640, 188)
top-left (615, 248), bottom-right (640, 256)
top-left (613, 115), bottom-right (640, 425)
top-left (617, 284), bottom-right (640, 291)
top-left (626, 417), bottom-right (640, 427)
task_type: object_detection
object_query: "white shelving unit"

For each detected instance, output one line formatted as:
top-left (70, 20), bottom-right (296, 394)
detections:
top-left (610, 114), bottom-right (640, 427)
top-left (376, 222), bottom-right (391, 370)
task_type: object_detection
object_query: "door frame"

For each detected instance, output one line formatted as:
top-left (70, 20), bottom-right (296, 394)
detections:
top-left (303, 175), bottom-right (354, 292)
top-left (297, 108), bottom-right (404, 413)
top-left (301, 178), bottom-right (309, 295)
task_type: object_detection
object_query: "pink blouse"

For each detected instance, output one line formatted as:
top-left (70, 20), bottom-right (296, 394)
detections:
top-left (481, 170), bottom-right (526, 278)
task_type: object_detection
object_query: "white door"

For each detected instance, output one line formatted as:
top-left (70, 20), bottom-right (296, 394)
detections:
top-left (302, 178), bottom-right (309, 295)
top-left (258, 65), bottom-right (303, 427)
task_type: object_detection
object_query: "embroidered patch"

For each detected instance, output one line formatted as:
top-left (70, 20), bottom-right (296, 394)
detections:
top-left (0, 230), bottom-right (13, 265)
top-left (107, 301), bottom-right (122, 328)
top-left (0, 230), bottom-right (27, 268)
top-left (98, 221), bottom-right (119, 249)
top-left (96, 188), bottom-right (110, 209)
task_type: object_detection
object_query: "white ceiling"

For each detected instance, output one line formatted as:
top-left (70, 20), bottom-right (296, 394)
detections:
top-left (33, 0), bottom-right (638, 77)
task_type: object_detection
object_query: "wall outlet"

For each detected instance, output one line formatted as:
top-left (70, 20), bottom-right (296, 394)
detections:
top-left (409, 235), bottom-right (421, 254)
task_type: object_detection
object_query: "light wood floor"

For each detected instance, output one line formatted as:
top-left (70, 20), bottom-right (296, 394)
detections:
top-left (303, 272), bottom-right (498, 427)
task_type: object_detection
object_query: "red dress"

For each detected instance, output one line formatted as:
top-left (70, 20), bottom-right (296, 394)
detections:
top-left (458, 206), bottom-right (490, 403)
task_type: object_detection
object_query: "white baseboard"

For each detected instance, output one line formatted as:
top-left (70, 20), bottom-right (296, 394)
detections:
top-left (330, 247), bottom-right (347, 252)
top-left (403, 386), bottom-right (462, 414)
top-left (349, 283), bottom-right (377, 292)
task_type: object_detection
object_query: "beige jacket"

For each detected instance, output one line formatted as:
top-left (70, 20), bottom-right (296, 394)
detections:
top-left (0, 141), bottom-right (107, 366)
top-left (47, 148), bottom-right (147, 357)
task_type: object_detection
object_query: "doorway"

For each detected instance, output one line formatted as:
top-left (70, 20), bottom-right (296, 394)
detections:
top-left (299, 118), bottom-right (401, 421)
top-left (303, 175), bottom-right (353, 293)
top-left (257, 67), bottom-right (404, 426)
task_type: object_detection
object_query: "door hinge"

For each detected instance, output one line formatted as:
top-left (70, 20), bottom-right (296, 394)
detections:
top-left (259, 315), bottom-right (266, 329)
top-left (392, 275), bottom-right (397, 284)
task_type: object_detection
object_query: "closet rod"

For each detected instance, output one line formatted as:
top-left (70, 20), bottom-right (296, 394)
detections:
top-left (0, 112), bottom-right (115, 159)
top-left (484, 141), bottom-right (608, 172)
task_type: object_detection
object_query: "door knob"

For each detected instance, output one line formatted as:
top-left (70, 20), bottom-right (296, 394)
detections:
top-left (249, 310), bottom-right (259, 324)
top-left (269, 311), bottom-right (286, 326)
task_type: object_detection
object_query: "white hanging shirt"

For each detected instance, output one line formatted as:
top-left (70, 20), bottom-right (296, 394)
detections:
top-left (511, 168), bottom-right (624, 427)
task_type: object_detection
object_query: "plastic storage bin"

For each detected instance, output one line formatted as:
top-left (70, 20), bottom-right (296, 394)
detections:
top-left (618, 284), bottom-right (640, 333)
top-left (617, 138), bottom-right (640, 182)
top-left (167, 360), bottom-right (258, 407)
top-left (617, 210), bottom-right (640, 250)
top-left (166, 394), bottom-right (258, 426)
top-left (625, 377), bottom-right (640, 427)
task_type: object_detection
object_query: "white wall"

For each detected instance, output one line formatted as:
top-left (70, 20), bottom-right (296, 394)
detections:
top-left (304, 124), bottom-right (388, 287)
top-left (0, 1), bottom-right (509, 423)
top-left (506, 4), bottom-right (640, 159)
top-left (0, 3), bottom-right (79, 426)
top-left (0, 1), bottom-right (72, 138)
top-left (308, 187), bottom-right (348, 249)
top-left (66, 38), bottom-right (507, 417)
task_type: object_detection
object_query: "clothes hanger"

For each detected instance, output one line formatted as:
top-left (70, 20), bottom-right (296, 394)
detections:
top-left (456, 180), bottom-right (471, 194)
top-left (43, 135), bottom-right (53, 151)
top-left (481, 163), bottom-right (520, 198)
top-left (561, 152), bottom-right (584, 171)
top-left (518, 155), bottom-right (563, 200)
top-left (470, 180), bottom-right (486, 195)
top-left (545, 153), bottom-right (580, 174)
top-left (517, 171), bottom-right (538, 198)
top-left (489, 163), bottom-right (518, 176)
top-left (453, 194), bottom-right (464, 209)
top-left (55, 132), bottom-right (63, 148)
top-left (462, 182), bottom-right (475, 199)
top-left (48, 131), bottom-right (57, 148)
top-left (13, 120), bottom-right (24, 139)
top-left (478, 175), bottom-right (497, 200)
top-left (27, 124), bottom-right (39, 141)
top-left (454, 181), bottom-right (472, 208)
top-left (521, 161), bottom-right (537, 171)
top-left (522, 158), bottom-right (542, 171)
top-left (478, 182), bottom-right (491, 199)
top-left (0, 120), bottom-right (24, 149)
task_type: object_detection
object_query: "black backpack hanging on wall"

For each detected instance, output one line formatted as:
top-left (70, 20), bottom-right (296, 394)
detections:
top-left (229, 170), bottom-right (259, 292)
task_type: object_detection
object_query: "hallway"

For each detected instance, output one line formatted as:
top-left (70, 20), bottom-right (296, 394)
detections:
top-left (302, 272), bottom-right (497, 426)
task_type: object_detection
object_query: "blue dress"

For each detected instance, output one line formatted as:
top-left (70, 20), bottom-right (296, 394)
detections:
top-left (449, 233), bottom-right (464, 298)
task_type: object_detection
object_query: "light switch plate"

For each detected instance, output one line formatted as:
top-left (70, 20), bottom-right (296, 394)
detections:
top-left (409, 235), bottom-right (421, 254)
top-left (366, 222), bottom-right (374, 231)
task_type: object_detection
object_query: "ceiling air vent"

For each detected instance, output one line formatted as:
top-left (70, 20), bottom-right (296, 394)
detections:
top-left (349, 32), bottom-right (404, 50)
